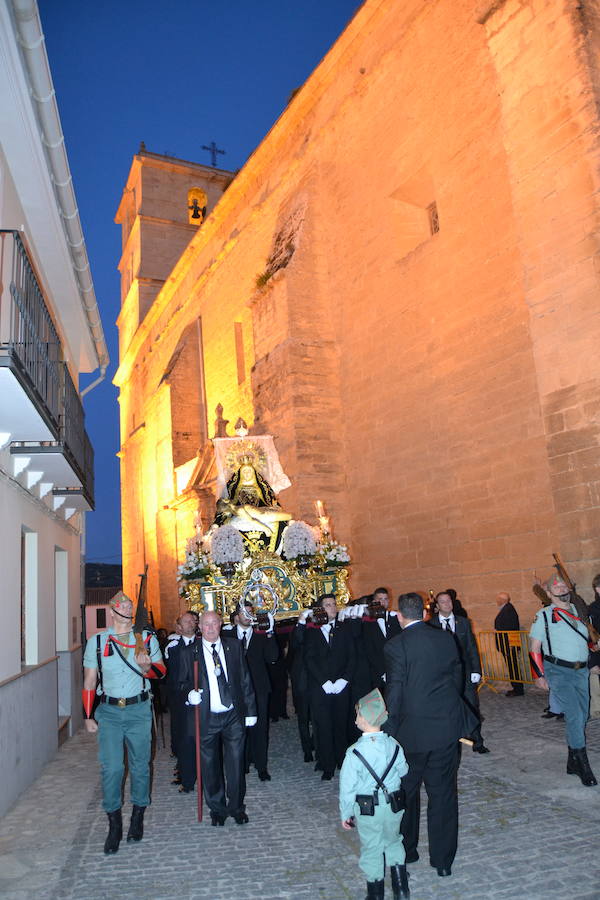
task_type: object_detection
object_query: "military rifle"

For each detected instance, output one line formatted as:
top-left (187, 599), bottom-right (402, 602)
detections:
top-left (133, 565), bottom-right (150, 655)
top-left (552, 553), bottom-right (600, 644)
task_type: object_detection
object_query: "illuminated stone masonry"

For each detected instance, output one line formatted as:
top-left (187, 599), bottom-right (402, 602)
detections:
top-left (115, 0), bottom-right (600, 630)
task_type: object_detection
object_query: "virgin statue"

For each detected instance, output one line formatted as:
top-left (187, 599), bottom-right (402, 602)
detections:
top-left (213, 456), bottom-right (291, 551)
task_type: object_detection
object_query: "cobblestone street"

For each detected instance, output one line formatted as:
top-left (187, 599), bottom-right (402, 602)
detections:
top-left (0, 685), bottom-right (599, 900)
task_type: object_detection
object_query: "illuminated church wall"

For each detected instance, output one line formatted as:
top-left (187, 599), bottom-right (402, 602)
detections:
top-left (115, 0), bottom-right (600, 628)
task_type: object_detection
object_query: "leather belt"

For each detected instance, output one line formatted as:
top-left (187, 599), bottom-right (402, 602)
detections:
top-left (101, 691), bottom-right (149, 707)
top-left (544, 655), bottom-right (587, 670)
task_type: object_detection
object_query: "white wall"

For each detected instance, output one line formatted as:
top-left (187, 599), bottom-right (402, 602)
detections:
top-left (0, 469), bottom-right (82, 683)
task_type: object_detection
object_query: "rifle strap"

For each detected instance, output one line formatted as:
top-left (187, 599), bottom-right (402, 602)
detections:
top-left (553, 609), bottom-right (589, 644)
top-left (352, 744), bottom-right (399, 795)
top-left (110, 637), bottom-right (149, 691)
top-left (96, 634), bottom-right (103, 693)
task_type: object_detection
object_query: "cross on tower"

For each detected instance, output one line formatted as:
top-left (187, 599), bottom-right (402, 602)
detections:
top-left (202, 141), bottom-right (225, 167)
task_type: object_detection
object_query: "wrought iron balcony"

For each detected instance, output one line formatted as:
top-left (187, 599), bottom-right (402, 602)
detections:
top-left (0, 229), bottom-right (61, 433)
top-left (0, 230), bottom-right (95, 510)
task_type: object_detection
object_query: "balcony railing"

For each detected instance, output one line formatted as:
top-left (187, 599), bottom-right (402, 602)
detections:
top-left (0, 230), bottom-right (61, 430)
top-left (0, 230), bottom-right (95, 509)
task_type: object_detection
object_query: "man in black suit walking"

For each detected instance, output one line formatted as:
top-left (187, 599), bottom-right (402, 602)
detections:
top-left (304, 594), bottom-right (356, 780)
top-left (384, 592), bottom-right (477, 878)
top-left (361, 587), bottom-right (402, 693)
top-left (494, 591), bottom-right (524, 696)
top-left (180, 610), bottom-right (257, 825)
top-left (430, 591), bottom-right (489, 754)
top-left (226, 602), bottom-right (278, 781)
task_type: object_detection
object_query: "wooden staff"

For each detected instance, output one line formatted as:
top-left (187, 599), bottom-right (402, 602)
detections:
top-left (193, 648), bottom-right (203, 822)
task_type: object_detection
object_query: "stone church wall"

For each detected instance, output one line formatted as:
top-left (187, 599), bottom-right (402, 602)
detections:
top-left (116, 0), bottom-right (600, 628)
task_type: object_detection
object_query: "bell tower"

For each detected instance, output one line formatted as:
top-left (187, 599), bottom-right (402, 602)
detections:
top-left (115, 145), bottom-right (233, 358)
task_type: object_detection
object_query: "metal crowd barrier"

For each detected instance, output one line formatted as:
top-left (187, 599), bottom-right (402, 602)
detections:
top-left (475, 630), bottom-right (534, 692)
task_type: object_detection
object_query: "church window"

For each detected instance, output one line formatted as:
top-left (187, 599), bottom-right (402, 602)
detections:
top-left (234, 322), bottom-right (246, 384)
top-left (427, 201), bottom-right (440, 235)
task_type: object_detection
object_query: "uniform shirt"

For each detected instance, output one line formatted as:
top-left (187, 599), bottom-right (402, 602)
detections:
top-left (339, 731), bottom-right (408, 822)
top-left (529, 604), bottom-right (588, 663)
top-left (83, 628), bottom-right (162, 698)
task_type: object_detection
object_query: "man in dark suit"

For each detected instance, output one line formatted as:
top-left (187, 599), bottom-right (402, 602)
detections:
top-left (226, 602), bottom-right (278, 781)
top-left (304, 594), bottom-right (356, 780)
top-left (164, 613), bottom-right (199, 791)
top-left (289, 610), bottom-right (315, 763)
top-left (430, 591), bottom-right (489, 754)
top-left (180, 610), bottom-right (257, 825)
top-left (494, 591), bottom-right (524, 696)
top-left (361, 587), bottom-right (402, 693)
top-left (384, 592), bottom-right (478, 878)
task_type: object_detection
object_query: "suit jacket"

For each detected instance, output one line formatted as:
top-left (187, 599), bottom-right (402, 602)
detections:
top-left (179, 636), bottom-right (257, 729)
top-left (429, 613), bottom-right (481, 678)
top-left (224, 628), bottom-right (278, 697)
top-left (384, 621), bottom-right (477, 752)
top-left (361, 614), bottom-right (402, 686)
top-left (494, 602), bottom-right (520, 633)
top-left (303, 618), bottom-right (356, 690)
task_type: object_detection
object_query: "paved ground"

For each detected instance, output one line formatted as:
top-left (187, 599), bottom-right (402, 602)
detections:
top-left (0, 683), bottom-right (599, 900)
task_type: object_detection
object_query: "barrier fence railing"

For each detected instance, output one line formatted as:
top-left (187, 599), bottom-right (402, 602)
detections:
top-left (476, 630), bottom-right (534, 692)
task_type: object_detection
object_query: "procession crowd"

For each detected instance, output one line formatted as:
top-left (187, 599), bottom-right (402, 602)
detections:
top-left (81, 575), bottom-right (600, 900)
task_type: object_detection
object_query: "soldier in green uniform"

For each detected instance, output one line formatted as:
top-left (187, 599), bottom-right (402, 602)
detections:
top-left (339, 689), bottom-right (410, 900)
top-left (82, 591), bottom-right (165, 853)
top-left (529, 575), bottom-right (597, 787)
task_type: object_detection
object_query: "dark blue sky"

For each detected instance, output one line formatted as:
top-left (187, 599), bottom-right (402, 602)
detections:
top-left (38, 0), bottom-right (361, 563)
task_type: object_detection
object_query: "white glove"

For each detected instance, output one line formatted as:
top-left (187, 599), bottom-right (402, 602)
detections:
top-left (297, 610), bottom-right (310, 625)
top-left (186, 689), bottom-right (203, 706)
top-left (322, 680), bottom-right (334, 694)
top-left (245, 716), bottom-right (257, 727)
top-left (266, 612), bottom-right (275, 632)
top-left (470, 673), bottom-right (481, 684)
top-left (337, 607), bottom-right (348, 622)
top-left (331, 678), bottom-right (348, 694)
top-left (355, 604), bottom-right (367, 618)
top-left (381, 673), bottom-right (386, 683)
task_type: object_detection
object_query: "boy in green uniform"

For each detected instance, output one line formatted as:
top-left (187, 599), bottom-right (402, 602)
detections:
top-left (339, 689), bottom-right (410, 899)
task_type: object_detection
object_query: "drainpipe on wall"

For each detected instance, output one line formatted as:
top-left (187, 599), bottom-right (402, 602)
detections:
top-left (10, 0), bottom-right (109, 395)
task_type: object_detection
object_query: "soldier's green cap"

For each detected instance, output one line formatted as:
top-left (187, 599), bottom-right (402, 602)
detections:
top-left (357, 688), bottom-right (388, 727)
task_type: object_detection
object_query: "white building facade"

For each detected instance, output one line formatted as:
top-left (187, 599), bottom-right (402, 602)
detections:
top-left (0, 0), bottom-right (108, 816)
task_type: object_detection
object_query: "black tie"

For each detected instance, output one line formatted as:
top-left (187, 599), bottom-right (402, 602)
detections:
top-left (442, 618), bottom-right (450, 631)
top-left (211, 643), bottom-right (232, 706)
top-left (242, 630), bottom-right (249, 651)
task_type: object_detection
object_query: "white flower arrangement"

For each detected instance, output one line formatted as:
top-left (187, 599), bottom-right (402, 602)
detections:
top-left (320, 539), bottom-right (351, 565)
top-left (176, 537), bottom-right (212, 582)
top-left (282, 520), bottom-right (317, 559)
top-left (211, 524), bottom-right (244, 565)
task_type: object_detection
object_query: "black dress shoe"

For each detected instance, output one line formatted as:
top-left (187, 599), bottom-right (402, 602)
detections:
top-left (210, 812), bottom-right (226, 826)
top-left (178, 785), bottom-right (192, 793)
top-left (472, 744), bottom-right (490, 754)
top-left (321, 771), bottom-right (334, 781)
top-left (258, 769), bottom-right (271, 781)
top-left (233, 811), bottom-right (249, 824)
top-left (405, 850), bottom-right (419, 864)
top-left (437, 867), bottom-right (452, 877)
top-left (304, 751), bottom-right (313, 763)
top-left (314, 762), bottom-right (323, 772)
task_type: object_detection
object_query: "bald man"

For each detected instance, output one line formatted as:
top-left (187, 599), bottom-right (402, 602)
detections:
top-left (494, 592), bottom-right (524, 696)
top-left (179, 611), bottom-right (257, 825)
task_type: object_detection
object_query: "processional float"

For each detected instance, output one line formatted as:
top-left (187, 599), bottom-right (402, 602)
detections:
top-left (177, 427), bottom-right (351, 621)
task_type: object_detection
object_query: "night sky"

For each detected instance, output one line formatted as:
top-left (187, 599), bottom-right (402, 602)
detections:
top-left (37, 0), bottom-right (362, 563)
